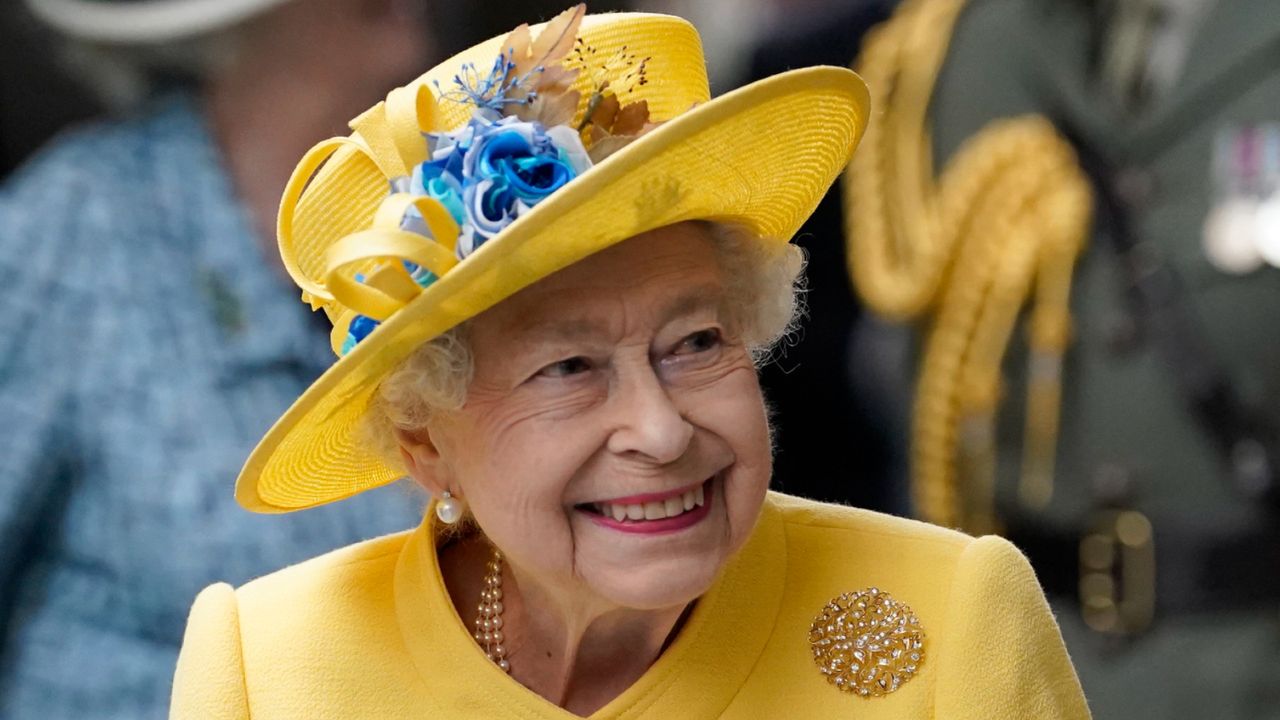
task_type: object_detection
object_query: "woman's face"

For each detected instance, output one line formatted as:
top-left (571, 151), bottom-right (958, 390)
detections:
top-left (427, 222), bottom-right (773, 610)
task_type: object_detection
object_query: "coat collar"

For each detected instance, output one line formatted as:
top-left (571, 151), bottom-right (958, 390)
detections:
top-left (393, 496), bottom-right (788, 718)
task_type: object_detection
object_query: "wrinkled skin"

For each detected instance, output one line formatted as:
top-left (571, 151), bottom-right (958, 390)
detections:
top-left (403, 221), bottom-right (773, 610)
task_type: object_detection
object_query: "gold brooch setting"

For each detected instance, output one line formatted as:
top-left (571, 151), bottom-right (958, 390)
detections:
top-left (809, 587), bottom-right (926, 698)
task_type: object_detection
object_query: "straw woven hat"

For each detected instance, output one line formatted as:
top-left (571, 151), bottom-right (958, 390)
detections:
top-left (237, 7), bottom-right (869, 513)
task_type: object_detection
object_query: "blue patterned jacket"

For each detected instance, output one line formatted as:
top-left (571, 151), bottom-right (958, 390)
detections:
top-left (0, 96), bottom-right (423, 719)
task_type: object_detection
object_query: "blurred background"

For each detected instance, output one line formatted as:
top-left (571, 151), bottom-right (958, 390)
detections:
top-left (1, 0), bottom-right (1277, 718)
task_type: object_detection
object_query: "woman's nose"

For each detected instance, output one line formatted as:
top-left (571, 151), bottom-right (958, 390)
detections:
top-left (605, 365), bottom-right (694, 464)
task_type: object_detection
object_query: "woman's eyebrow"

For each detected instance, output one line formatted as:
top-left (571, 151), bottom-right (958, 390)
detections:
top-left (511, 284), bottom-right (724, 343)
top-left (505, 309), bottom-right (612, 346)
top-left (657, 284), bottom-right (724, 325)
top-left (527, 318), bottom-right (608, 342)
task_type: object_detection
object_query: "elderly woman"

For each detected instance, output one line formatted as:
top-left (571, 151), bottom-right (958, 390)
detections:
top-left (171, 7), bottom-right (1090, 719)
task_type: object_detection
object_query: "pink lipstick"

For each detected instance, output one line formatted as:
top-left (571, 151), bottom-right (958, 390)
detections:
top-left (580, 478), bottom-right (715, 535)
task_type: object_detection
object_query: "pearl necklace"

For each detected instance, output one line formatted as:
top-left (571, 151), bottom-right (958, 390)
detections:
top-left (474, 547), bottom-right (510, 672)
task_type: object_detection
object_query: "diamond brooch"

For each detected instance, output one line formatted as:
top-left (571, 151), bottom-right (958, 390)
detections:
top-left (809, 587), bottom-right (925, 698)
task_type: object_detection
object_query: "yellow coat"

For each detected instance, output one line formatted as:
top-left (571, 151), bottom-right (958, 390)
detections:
top-left (171, 492), bottom-right (1090, 718)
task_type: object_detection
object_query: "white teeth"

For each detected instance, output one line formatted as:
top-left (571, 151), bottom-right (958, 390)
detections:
top-left (594, 484), bottom-right (708, 522)
top-left (664, 496), bottom-right (683, 516)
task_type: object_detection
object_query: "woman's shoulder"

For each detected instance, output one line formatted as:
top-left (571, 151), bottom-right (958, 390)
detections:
top-left (173, 529), bottom-right (428, 717)
top-left (763, 491), bottom-right (1037, 629)
top-left (235, 528), bottom-right (412, 599)
top-left (757, 492), bottom-right (1088, 718)
top-left (191, 528), bottom-right (414, 651)
top-left (767, 490), bottom-right (975, 555)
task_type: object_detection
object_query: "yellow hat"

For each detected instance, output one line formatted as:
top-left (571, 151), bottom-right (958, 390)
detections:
top-left (237, 6), bottom-right (869, 513)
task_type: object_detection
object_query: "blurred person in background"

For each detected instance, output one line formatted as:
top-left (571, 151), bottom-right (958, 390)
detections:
top-left (0, 0), bottom-right (435, 716)
top-left (846, 0), bottom-right (1280, 717)
top-left (0, 6), bottom-right (101, 177)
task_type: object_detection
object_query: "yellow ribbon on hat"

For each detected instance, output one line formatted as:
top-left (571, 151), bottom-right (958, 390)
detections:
top-left (321, 193), bottom-right (461, 355)
top-left (351, 82), bottom-right (439, 179)
top-left (325, 195), bottom-right (461, 320)
top-left (278, 135), bottom-right (361, 308)
top-left (275, 80), bottom-right (462, 355)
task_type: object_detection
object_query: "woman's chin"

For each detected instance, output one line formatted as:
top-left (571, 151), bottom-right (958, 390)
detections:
top-left (586, 558), bottom-right (724, 611)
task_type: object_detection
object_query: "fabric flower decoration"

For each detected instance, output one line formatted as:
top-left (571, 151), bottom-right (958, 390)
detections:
top-left (340, 313), bottom-right (380, 356)
top-left (410, 116), bottom-right (592, 258)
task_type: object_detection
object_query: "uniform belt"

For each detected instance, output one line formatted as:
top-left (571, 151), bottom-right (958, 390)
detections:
top-left (1007, 519), bottom-right (1280, 617)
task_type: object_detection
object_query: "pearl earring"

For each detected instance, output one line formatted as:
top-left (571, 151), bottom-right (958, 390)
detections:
top-left (435, 490), bottom-right (463, 525)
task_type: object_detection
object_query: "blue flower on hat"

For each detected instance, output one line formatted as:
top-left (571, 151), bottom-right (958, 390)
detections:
top-left (340, 313), bottom-right (381, 356)
top-left (413, 163), bottom-right (468, 228)
top-left (410, 116), bottom-right (592, 258)
top-left (470, 127), bottom-right (578, 205)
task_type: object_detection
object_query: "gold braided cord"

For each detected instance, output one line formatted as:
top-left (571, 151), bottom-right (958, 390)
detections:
top-left (845, 0), bottom-right (1092, 532)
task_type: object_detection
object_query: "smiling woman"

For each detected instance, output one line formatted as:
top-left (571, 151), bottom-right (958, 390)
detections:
top-left (170, 6), bottom-right (1091, 720)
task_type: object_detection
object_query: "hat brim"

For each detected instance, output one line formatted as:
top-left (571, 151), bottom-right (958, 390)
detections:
top-left (237, 65), bottom-right (869, 513)
top-left (24, 0), bottom-right (289, 43)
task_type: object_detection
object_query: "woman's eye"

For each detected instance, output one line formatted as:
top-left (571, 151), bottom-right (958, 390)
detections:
top-left (537, 356), bottom-right (592, 378)
top-left (675, 329), bottom-right (722, 355)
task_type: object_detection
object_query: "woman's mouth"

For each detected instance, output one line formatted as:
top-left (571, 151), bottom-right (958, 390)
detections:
top-left (575, 477), bottom-right (715, 535)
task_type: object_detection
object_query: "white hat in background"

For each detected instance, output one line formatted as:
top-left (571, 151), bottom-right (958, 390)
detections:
top-left (23, 0), bottom-right (292, 43)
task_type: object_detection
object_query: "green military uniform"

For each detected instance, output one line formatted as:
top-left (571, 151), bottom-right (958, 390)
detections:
top-left (919, 0), bottom-right (1280, 717)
